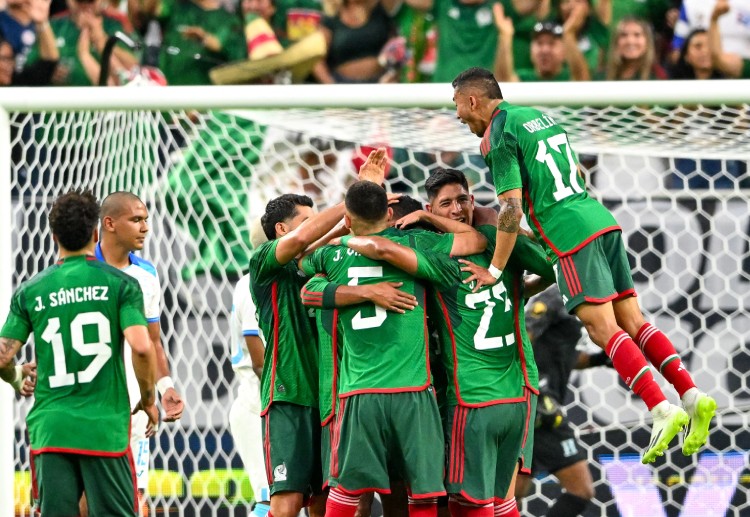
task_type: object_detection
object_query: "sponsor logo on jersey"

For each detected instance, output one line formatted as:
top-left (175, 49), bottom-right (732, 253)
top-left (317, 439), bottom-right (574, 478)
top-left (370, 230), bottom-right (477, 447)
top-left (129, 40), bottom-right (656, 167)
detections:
top-left (274, 463), bottom-right (287, 482)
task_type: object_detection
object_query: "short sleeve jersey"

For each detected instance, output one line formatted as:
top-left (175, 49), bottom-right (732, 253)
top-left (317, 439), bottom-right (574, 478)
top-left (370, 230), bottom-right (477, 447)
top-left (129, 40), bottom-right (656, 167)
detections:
top-left (157, 0), bottom-right (247, 85)
top-left (249, 239), bottom-right (318, 414)
top-left (231, 274), bottom-right (263, 387)
top-left (428, 226), bottom-right (553, 406)
top-left (300, 227), bottom-right (454, 397)
top-left (0, 255), bottom-right (147, 454)
top-left (525, 285), bottom-right (584, 403)
top-left (481, 101), bottom-right (620, 259)
top-left (96, 242), bottom-right (161, 407)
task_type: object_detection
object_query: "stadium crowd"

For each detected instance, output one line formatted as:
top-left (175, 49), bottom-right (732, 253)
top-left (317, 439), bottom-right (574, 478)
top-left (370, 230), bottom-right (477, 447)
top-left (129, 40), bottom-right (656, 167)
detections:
top-left (0, 0), bottom-right (748, 86)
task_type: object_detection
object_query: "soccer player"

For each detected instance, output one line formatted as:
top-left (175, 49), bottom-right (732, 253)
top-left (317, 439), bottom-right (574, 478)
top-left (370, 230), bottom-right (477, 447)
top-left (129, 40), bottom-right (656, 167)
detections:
top-left (230, 273), bottom-right (271, 517)
top-left (451, 67), bottom-right (716, 464)
top-left (301, 180), bottom-right (468, 517)
top-left (0, 189), bottom-right (158, 516)
top-left (331, 192), bottom-right (555, 517)
top-left (516, 285), bottom-right (613, 517)
top-left (249, 191), bottom-right (350, 517)
top-left (96, 191), bottom-right (184, 508)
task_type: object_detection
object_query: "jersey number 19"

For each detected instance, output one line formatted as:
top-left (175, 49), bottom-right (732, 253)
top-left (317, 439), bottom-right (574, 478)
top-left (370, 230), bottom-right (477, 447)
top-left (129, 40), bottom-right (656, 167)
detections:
top-left (41, 311), bottom-right (113, 388)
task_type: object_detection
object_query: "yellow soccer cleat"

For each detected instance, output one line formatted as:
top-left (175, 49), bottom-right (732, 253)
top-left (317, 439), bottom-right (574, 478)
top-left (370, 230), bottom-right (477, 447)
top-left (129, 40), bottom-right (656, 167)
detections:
top-left (682, 393), bottom-right (717, 456)
top-left (642, 402), bottom-right (689, 465)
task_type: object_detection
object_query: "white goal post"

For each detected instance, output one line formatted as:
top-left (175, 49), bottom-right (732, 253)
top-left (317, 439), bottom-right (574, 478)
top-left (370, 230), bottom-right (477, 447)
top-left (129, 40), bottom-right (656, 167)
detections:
top-left (1, 81), bottom-right (749, 517)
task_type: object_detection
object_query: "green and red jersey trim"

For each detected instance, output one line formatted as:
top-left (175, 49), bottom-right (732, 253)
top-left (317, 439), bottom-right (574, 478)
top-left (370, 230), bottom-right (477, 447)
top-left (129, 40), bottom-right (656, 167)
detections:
top-left (260, 282), bottom-right (280, 416)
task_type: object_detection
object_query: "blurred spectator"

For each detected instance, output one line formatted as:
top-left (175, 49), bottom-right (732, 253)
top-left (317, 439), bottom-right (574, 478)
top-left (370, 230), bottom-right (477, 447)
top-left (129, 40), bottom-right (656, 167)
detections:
top-left (0, 0), bottom-right (38, 71)
top-left (495, 6), bottom-right (590, 81)
top-left (611, 0), bottom-right (676, 61)
top-left (272, 0), bottom-right (323, 47)
top-left (670, 28), bottom-right (722, 79)
top-left (0, 0), bottom-right (59, 84)
top-left (391, 4), bottom-right (435, 82)
top-left (130, 0), bottom-right (246, 85)
top-left (405, 0), bottom-right (545, 83)
top-left (554, 0), bottom-right (610, 75)
top-left (24, 0), bottom-right (137, 85)
top-left (708, 0), bottom-right (750, 78)
top-left (1, 28), bottom-right (59, 84)
top-left (672, 0), bottom-right (750, 62)
top-left (312, 0), bottom-right (397, 83)
top-left (603, 17), bottom-right (666, 80)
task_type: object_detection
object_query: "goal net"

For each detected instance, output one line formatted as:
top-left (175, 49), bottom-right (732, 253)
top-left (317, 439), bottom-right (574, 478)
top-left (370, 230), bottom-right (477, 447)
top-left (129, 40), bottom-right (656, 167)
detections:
top-left (2, 82), bottom-right (749, 517)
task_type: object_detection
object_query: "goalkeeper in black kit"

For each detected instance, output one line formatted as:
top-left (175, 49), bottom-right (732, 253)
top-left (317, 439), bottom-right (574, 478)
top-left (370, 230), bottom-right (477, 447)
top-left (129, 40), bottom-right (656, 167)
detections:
top-left (515, 285), bottom-right (613, 517)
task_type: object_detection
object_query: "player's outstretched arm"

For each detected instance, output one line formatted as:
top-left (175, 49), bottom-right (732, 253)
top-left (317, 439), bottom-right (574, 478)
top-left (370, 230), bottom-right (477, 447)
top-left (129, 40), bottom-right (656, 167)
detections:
top-left (125, 324), bottom-right (159, 435)
top-left (301, 274), bottom-right (418, 314)
top-left (274, 202), bottom-right (347, 265)
top-left (394, 210), bottom-right (487, 256)
top-left (150, 322), bottom-right (184, 422)
top-left (340, 235), bottom-right (421, 274)
top-left (489, 189), bottom-right (523, 282)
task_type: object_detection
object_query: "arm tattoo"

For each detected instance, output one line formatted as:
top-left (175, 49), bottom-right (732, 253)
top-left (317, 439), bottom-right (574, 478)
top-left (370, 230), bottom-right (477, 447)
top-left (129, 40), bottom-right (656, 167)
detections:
top-left (0, 337), bottom-right (23, 367)
top-left (497, 198), bottom-right (522, 233)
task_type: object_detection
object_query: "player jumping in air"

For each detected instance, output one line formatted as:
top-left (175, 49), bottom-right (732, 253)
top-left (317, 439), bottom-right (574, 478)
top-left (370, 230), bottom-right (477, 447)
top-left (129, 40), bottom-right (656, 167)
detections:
top-left (451, 67), bottom-right (716, 465)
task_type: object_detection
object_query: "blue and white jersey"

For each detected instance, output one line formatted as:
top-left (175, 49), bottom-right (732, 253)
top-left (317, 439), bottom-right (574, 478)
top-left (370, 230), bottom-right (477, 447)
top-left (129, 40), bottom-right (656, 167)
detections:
top-left (96, 242), bottom-right (161, 406)
top-left (672, 0), bottom-right (750, 58)
top-left (231, 274), bottom-right (264, 387)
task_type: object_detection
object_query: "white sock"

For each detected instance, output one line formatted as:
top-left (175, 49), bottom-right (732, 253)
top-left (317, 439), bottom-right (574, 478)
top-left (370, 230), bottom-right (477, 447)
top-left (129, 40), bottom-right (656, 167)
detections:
top-left (681, 387), bottom-right (700, 408)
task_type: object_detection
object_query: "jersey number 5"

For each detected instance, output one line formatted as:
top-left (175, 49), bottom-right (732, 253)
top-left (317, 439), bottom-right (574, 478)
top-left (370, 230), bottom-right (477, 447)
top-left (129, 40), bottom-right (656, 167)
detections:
top-left (535, 133), bottom-right (583, 201)
top-left (347, 266), bottom-right (387, 330)
top-left (41, 311), bottom-right (113, 388)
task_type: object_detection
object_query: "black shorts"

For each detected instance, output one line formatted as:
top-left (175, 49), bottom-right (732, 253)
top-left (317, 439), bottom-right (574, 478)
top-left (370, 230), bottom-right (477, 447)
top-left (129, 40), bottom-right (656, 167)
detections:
top-left (531, 420), bottom-right (587, 475)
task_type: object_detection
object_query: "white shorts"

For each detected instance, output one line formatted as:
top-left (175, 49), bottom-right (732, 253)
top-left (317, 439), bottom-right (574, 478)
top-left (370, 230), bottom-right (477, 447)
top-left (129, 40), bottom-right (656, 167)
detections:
top-left (130, 410), bottom-right (150, 491)
top-left (229, 380), bottom-right (269, 502)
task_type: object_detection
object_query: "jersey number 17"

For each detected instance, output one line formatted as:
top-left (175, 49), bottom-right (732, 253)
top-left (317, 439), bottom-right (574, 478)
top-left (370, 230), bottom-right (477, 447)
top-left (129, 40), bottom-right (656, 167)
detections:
top-left (535, 133), bottom-right (584, 202)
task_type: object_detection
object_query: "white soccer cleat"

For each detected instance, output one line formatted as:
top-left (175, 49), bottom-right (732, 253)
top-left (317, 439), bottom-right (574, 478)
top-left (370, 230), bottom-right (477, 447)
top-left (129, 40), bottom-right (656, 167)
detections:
top-left (681, 390), bottom-right (717, 456)
top-left (642, 401), bottom-right (689, 465)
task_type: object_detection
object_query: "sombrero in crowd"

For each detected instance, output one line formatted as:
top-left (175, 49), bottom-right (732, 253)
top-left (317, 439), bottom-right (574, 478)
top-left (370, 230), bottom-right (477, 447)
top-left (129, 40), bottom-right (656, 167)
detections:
top-left (210, 16), bottom-right (327, 85)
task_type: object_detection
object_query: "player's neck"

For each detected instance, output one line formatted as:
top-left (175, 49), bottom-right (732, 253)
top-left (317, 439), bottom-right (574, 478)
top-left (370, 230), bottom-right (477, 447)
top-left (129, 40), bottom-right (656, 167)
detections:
top-left (352, 222), bottom-right (389, 236)
top-left (59, 243), bottom-right (96, 259)
top-left (98, 237), bottom-right (132, 269)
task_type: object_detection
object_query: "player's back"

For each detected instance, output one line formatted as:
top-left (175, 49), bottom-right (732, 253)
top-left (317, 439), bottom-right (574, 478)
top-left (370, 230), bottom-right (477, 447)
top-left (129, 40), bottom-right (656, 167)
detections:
top-left (303, 229), bottom-right (432, 397)
top-left (14, 255), bottom-right (145, 453)
top-left (484, 102), bottom-right (619, 257)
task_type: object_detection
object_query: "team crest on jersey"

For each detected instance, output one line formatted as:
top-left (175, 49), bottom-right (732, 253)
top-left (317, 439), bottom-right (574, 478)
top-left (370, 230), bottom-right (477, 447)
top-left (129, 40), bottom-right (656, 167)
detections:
top-left (274, 463), bottom-right (288, 481)
top-left (277, 383), bottom-right (286, 393)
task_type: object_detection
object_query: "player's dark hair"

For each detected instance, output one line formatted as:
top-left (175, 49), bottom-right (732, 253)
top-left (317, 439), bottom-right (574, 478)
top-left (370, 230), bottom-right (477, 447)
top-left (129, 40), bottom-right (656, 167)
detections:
top-left (390, 195), bottom-right (423, 220)
top-left (100, 191), bottom-right (143, 220)
top-left (425, 167), bottom-right (470, 201)
top-left (345, 181), bottom-right (388, 223)
top-left (261, 193), bottom-right (313, 240)
top-left (451, 67), bottom-right (503, 99)
top-left (49, 189), bottom-right (100, 252)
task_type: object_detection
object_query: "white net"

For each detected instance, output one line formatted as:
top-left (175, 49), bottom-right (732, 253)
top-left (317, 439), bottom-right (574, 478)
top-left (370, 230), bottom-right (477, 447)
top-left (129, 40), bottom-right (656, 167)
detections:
top-left (6, 99), bottom-right (750, 517)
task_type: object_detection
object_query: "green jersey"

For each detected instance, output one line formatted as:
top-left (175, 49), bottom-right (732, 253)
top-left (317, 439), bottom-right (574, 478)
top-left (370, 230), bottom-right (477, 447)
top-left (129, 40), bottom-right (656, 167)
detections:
top-left (481, 101), bottom-right (619, 259)
top-left (300, 228), bottom-right (454, 397)
top-left (516, 67), bottom-right (570, 82)
top-left (157, 0), bottom-right (247, 85)
top-left (249, 239), bottom-right (318, 414)
top-left (0, 255), bottom-right (147, 454)
top-left (301, 274), bottom-right (341, 425)
top-left (26, 11), bottom-right (133, 86)
top-left (423, 227), bottom-right (554, 406)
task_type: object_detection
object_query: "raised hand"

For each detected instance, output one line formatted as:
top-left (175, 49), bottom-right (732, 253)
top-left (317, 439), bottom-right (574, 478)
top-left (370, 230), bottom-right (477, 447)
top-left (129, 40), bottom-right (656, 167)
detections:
top-left (712, 0), bottom-right (730, 20)
top-left (493, 3), bottom-right (515, 36)
top-left (393, 209), bottom-right (425, 229)
top-left (358, 147), bottom-right (388, 185)
top-left (28, 0), bottom-right (52, 24)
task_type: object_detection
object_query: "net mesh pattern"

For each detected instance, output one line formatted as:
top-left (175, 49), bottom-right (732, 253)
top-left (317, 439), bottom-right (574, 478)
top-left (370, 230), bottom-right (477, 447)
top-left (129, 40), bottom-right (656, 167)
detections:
top-left (8, 105), bottom-right (750, 516)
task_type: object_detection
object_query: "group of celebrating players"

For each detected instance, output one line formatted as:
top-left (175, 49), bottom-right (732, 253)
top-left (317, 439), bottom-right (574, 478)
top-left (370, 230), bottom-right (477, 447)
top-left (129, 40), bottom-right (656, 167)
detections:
top-left (0, 67), bottom-right (716, 517)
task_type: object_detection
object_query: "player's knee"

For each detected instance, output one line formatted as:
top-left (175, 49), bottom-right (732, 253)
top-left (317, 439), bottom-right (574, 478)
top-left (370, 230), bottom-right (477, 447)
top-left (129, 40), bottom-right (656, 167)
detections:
top-left (271, 494), bottom-right (304, 517)
top-left (568, 483), bottom-right (595, 501)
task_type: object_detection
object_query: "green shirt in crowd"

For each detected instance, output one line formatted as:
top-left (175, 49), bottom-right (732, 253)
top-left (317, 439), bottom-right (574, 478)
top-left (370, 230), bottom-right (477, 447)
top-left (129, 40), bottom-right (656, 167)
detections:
top-left (157, 0), bottom-right (246, 85)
